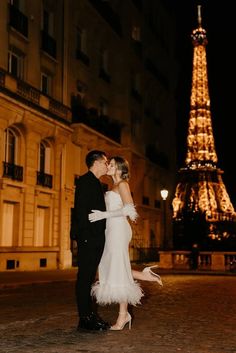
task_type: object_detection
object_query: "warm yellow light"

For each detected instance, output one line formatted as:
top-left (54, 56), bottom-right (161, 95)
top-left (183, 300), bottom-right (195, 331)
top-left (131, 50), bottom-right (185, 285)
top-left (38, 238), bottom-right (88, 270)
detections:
top-left (161, 189), bottom-right (168, 200)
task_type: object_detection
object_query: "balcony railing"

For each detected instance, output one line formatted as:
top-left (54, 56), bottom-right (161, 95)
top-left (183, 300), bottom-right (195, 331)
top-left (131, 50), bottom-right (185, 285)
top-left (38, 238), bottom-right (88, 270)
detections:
top-left (0, 70), bottom-right (71, 124)
top-left (9, 4), bottom-right (28, 38)
top-left (41, 30), bottom-right (57, 59)
top-left (36, 171), bottom-right (53, 188)
top-left (3, 162), bottom-right (23, 181)
top-left (49, 98), bottom-right (70, 122)
top-left (158, 251), bottom-right (236, 272)
top-left (17, 81), bottom-right (40, 104)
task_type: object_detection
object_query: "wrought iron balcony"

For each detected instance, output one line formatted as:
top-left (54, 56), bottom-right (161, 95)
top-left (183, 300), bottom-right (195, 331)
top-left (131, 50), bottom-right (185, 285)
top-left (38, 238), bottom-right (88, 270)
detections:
top-left (17, 80), bottom-right (40, 104)
top-left (3, 162), bottom-right (23, 181)
top-left (9, 4), bottom-right (28, 38)
top-left (36, 171), bottom-right (53, 188)
top-left (41, 30), bottom-right (57, 59)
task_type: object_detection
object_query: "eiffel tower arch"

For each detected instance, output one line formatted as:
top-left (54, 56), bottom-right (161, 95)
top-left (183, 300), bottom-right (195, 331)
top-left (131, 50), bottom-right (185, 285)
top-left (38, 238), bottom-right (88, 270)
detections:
top-left (172, 6), bottom-right (236, 251)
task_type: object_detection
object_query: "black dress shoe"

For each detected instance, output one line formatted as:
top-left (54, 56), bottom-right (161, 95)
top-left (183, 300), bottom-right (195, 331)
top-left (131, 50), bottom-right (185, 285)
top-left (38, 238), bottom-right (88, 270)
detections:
top-left (91, 312), bottom-right (110, 329)
top-left (77, 315), bottom-right (108, 331)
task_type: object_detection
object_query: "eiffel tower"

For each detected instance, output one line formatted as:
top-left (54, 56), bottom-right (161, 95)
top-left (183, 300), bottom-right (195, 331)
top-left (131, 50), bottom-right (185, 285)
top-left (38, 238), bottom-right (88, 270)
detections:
top-left (172, 6), bottom-right (236, 250)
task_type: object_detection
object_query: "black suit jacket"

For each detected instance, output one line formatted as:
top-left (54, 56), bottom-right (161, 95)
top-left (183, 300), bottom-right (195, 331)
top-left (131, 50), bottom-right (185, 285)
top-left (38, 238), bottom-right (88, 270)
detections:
top-left (70, 171), bottom-right (106, 247)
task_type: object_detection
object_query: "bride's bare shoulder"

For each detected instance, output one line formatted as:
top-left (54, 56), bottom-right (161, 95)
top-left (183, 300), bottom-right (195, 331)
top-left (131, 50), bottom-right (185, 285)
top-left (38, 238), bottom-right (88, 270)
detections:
top-left (117, 180), bottom-right (130, 191)
top-left (112, 180), bottom-right (129, 193)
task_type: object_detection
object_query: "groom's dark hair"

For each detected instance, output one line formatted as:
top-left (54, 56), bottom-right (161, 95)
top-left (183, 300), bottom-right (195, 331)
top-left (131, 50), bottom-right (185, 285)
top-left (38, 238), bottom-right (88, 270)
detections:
top-left (86, 150), bottom-right (106, 168)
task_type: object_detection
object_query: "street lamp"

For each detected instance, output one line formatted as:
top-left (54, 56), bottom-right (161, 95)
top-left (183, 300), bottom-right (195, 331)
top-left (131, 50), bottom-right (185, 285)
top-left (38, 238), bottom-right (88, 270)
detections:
top-left (160, 188), bottom-right (169, 249)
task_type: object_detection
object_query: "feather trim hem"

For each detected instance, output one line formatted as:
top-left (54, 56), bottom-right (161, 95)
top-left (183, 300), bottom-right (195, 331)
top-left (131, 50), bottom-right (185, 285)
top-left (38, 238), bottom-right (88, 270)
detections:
top-left (91, 280), bottom-right (144, 306)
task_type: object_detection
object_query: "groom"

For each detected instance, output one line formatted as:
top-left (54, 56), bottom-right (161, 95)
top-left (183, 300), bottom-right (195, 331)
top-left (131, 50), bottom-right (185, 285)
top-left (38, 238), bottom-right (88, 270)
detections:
top-left (70, 150), bottom-right (109, 331)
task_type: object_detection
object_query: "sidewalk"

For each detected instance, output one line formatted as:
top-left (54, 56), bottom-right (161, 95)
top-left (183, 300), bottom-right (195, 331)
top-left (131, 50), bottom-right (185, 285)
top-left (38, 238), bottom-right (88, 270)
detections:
top-left (0, 268), bottom-right (77, 289)
top-left (0, 266), bottom-right (235, 289)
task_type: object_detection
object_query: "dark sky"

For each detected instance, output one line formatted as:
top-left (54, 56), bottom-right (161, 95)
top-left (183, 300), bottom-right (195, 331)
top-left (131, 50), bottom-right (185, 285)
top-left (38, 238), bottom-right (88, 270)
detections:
top-left (171, 0), bottom-right (236, 206)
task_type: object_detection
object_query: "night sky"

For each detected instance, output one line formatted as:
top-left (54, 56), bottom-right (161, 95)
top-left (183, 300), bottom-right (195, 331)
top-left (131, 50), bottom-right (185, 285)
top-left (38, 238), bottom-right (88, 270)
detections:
top-left (171, 1), bottom-right (236, 206)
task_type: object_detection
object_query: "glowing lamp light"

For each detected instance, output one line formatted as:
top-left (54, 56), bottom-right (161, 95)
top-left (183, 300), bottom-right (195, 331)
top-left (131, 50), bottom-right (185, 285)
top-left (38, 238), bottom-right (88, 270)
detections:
top-left (160, 189), bottom-right (168, 201)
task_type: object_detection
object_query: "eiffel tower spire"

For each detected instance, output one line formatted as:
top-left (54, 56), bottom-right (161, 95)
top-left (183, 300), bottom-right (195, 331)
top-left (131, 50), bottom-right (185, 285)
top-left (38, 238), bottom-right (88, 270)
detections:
top-left (172, 5), bottom-right (235, 249)
top-left (186, 5), bottom-right (217, 166)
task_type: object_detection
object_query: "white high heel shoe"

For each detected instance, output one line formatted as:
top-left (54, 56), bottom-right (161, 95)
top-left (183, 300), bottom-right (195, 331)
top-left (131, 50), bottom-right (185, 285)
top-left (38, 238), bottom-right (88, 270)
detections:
top-left (142, 265), bottom-right (163, 286)
top-left (110, 312), bottom-right (132, 331)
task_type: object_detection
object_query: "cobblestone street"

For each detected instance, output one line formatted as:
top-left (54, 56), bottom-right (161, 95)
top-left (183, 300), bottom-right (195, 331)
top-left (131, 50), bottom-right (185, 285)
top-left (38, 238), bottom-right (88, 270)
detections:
top-left (0, 273), bottom-right (236, 353)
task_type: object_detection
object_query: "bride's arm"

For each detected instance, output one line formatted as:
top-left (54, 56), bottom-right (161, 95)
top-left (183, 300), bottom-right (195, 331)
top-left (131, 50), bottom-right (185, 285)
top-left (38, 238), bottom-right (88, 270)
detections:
top-left (117, 181), bottom-right (133, 205)
top-left (118, 181), bottom-right (138, 222)
top-left (88, 182), bottom-right (138, 223)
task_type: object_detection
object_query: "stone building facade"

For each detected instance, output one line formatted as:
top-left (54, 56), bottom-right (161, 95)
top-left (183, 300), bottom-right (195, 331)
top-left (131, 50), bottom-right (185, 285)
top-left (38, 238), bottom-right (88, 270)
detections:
top-left (0, 0), bottom-right (177, 271)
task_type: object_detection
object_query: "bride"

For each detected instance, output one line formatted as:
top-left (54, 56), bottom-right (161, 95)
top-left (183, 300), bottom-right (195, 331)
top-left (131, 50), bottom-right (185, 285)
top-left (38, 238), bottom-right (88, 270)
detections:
top-left (89, 156), bottom-right (162, 330)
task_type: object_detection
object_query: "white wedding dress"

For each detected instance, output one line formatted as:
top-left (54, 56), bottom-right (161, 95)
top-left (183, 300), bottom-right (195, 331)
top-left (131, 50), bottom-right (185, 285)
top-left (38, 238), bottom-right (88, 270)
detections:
top-left (91, 190), bottom-right (143, 305)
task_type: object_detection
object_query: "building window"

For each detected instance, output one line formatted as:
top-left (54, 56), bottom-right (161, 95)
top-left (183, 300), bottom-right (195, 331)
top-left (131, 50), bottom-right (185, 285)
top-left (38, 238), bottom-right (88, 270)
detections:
top-left (37, 141), bottom-right (53, 188)
top-left (41, 72), bottom-right (52, 95)
top-left (9, 0), bottom-right (28, 37)
top-left (131, 72), bottom-right (142, 102)
top-left (99, 48), bottom-right (111, 82)
top-left (42, 9), bottom-right (54, 36)
top-left (76, 80), bottom-right (87, 102)
top-left (76, 27), bottom-right (87, 53)
top-left (142, 196), bottom-right (150, 206)
top-left (1, 201), bottom-right (20, 246)
top-left (131, 26), bottom-right (141, 41)
top-left (10, 0), bottom-right (25, 12)
top-left (41, 9), bottom-right (56, 58)
top-left (3, 128), bottom-right (23, 181)
top-left (99, 98), bottom-right (108, 116)
top-left (131, 112), bottom-right (141, 138)
top-left (99, 48), bottom-right (108, 73)
top-left (8, 49), bottom-right (24, 78)
top-left (35, 206), bottom-right (50, 246)
top-left (39, 141), bottom-right (51, 173)
top-left (4, 128), bottom-right (17, 164)
top-left (76, 28), bottom-right (90, 65)
top-left (131, 72), bottom-right (141, 93)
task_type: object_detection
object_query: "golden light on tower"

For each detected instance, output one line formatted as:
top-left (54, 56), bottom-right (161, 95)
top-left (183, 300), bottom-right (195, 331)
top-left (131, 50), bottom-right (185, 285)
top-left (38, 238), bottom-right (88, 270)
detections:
top-left (172, 5), bottom-right (236, 248)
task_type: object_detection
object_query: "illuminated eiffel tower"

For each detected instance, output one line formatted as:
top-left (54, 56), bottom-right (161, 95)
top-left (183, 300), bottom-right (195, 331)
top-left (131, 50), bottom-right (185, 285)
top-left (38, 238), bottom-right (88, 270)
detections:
top-left (172, 6), bottom-right (236, 250)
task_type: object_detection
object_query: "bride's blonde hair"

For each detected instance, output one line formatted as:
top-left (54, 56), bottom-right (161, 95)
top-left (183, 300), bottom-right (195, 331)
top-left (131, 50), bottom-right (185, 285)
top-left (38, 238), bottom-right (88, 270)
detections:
top-left (111, 156), bottom-right (130, 181)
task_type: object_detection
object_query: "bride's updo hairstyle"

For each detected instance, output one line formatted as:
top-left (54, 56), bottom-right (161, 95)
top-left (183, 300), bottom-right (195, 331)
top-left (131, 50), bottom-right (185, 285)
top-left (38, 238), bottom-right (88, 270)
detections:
top-left (112, 156), bottom-right (130, 181)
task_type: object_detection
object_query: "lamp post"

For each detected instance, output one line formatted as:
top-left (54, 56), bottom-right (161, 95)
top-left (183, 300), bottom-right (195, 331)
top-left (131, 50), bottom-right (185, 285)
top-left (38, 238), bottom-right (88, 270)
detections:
top-left (160, 188), bottom-right (168, 249)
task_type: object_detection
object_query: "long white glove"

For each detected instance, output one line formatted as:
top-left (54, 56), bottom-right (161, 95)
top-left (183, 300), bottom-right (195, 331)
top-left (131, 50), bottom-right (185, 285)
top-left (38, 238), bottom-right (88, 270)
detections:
top-left (89, 203), bottom-right (138, 223)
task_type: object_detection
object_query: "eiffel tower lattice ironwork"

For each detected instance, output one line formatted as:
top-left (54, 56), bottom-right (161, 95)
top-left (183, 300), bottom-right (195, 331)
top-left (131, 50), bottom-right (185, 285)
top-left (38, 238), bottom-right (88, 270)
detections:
top-left (172, 6), bottom-right (236, 250)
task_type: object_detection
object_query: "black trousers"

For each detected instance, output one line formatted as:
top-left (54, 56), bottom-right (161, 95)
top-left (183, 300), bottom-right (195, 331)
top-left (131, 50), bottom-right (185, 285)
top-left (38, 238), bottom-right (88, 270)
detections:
top-left (76, 242), bottom-right (104, 318)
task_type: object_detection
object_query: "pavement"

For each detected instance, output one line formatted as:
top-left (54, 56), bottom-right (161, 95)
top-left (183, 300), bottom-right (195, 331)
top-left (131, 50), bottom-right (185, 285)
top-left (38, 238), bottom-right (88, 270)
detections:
top-left (0, 265), bottom-right (236, 353)
top-left (0, 265), bottom-right (235, 289)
